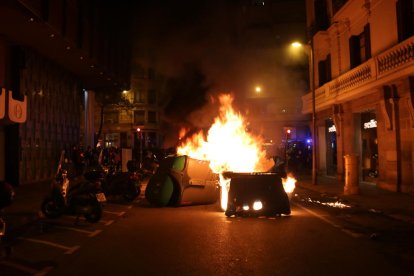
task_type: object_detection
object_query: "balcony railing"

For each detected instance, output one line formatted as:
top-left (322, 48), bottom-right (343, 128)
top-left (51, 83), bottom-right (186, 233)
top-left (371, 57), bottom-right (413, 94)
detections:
top-left (302, 36), bottom-right (414, 114)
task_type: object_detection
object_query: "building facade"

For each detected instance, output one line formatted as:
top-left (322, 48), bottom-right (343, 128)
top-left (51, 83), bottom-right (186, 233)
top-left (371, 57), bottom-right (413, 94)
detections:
top-left (97, 54), bottom-right (167, 156)
top-left (304, 0), bottom-right (414, 193)
top-left (0, 0), bottom-right (131, 186)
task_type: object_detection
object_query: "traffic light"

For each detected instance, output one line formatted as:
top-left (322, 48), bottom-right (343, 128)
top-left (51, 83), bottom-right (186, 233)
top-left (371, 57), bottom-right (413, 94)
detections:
top-left (136, 127), bottom-right (143, 139)
top-left (286, 128), bottom-right (291, 140)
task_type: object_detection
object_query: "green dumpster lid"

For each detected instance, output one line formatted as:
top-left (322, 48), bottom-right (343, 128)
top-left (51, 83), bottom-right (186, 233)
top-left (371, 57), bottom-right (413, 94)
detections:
top-left (171, 155), bottom-right (186, 172)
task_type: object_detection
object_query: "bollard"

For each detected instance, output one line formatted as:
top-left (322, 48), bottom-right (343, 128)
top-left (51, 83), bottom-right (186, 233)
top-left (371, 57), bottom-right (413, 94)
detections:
top-left (344, 154), bottom-right (360, 195)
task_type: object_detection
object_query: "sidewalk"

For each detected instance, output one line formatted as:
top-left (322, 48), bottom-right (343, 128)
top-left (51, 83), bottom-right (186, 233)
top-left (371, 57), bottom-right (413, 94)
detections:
top-left (2, 173), bottom-right (414, 238)
top-left (294, 174), bottom-right (414, 224)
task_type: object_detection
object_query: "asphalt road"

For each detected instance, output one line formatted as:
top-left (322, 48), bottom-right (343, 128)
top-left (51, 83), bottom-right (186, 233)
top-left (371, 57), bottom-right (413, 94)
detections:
top-left (1, 193), bottom-right (413, 275)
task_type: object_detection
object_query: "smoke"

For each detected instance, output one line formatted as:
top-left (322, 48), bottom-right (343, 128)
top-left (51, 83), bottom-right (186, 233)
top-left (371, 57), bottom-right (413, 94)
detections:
top-left (131, 0), bottom-right (307, 146)
top-left (132, 1), bottom-right (238, 82)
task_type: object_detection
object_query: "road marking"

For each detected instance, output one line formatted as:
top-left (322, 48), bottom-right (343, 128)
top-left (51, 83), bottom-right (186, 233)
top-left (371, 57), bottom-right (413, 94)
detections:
top-left (34, 266), bottom-right (55, 276)
top-left (292, 202), bottom-right (341, 227)
top-left (59, 215), bottom-right (87, 223)
top-left (0, 259), bottom-right (42, 274)
top-left (17, 237), bottom-right (80, 254)
top-left (388, 214), bottom-right (414, 225)
top-left (341, 228), bottom-right (364, 238)
top-left (99, 219), bottom-right (115, 226)
top-left (54, 225), bottom-right (102, 237)
top-left (292, 201), bottom-right (363, 238)
top-left (61, 215), bottom-right (107, 225)
top-left (104, 210), bottom-right (126, 216)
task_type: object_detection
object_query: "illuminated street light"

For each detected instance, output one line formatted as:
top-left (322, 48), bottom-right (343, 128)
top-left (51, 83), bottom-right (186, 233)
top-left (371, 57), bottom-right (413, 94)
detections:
top-left (290, 40), bottom-right (317, 185)
top-left (137, 127), bottom-right (143, 168)
top-left (255, 86), bottom-right (262, 93)
top-left (285, 128), bottom-right (292, 170)
top-left (291, 41), bottom-right (302, 48)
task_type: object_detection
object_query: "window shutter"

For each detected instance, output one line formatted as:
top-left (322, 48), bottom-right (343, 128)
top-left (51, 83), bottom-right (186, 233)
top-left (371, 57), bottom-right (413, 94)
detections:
top-left (318, 60), bottom-right (326, 86)
top-left (396, 0), bottom-right (414, 41)
top-left (349, 35), bottom-right (360, 69)
top-left (364, 24), bottom-right (371, 59)
top-left (326, 54), bottom-right (332, 82)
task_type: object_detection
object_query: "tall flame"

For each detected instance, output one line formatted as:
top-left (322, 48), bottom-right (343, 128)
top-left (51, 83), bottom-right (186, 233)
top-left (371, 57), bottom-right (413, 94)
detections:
top-left (177, 94), bottom-right (293, 210)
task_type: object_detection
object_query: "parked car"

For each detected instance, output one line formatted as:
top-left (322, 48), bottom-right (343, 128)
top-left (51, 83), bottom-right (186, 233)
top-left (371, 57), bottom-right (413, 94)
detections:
top-left (145, 155), bottom-right (220, 207)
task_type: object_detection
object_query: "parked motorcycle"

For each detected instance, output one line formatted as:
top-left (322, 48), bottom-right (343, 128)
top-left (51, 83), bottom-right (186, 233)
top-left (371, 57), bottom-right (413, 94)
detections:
top-left (0, 181), bottom-right (14, 259)
top-left (41, 152), bottom-right (106, 223)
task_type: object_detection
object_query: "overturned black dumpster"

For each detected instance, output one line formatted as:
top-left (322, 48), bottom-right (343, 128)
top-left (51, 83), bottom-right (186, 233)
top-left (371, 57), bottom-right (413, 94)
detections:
top-left (223, 172), bottom-right (291, 217)
top-left (145, 155), bottom-right (220, 207)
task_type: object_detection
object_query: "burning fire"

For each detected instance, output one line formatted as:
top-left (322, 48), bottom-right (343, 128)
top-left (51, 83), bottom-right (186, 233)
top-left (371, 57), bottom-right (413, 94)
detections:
top-left (282, 174), bottom-right (296, 194)
top-left (177, 94), bottom-right (295, 210)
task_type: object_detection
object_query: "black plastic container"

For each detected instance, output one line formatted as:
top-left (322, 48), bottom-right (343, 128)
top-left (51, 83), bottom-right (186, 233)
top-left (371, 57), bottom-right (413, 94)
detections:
top-left (223, 172), bottom-right (291, 217)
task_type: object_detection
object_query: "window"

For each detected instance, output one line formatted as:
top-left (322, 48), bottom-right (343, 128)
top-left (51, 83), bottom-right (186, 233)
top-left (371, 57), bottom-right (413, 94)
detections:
top-left (361, 111), bottom-right (378, 181)
top-left (134, 84), bottom-right (145, 103)
top-left (134, 110), bottom-right (145, 125)
top-left (42, 0), bottom-right (50, 20)
top-left (120, 132), bottom-right (128, 148)
top-left (62, 0), bottom-right (67, 36)
top-left (76, 1), bottom-right (84, 48)
top-left (147, 132), bottom-right (157, 147)
top-left (318, 54), bottom-right (331, 86)
top-left (397, 0), bottom-right (414, 42)
top-left (349, 24), bottom-right (371, 68)
top-left (148, 68), bottom-right (155, 80)
top-left (104, 111), bottom-right (118, 124)
top-left (325, 119), bottom-right (337, 176)
top-left (148, 111), bottom-right (157, 123)
top-left (134, 64), bottom-right (146, 78)
top-left (253, 0), bottom-right (265, 6)
top-left (105, 133), bottom-right (120, 148)
top-left (314, 0), bottom-right (329, 31)
top-left (359, 28), bottom-right (369, 62)
top-left (332, 0), bottom-right (348, 15)
top-left (148, 89), bottom-right (156, 105)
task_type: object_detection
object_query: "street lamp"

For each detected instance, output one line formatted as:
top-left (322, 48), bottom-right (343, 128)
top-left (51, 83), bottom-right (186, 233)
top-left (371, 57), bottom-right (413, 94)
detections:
top-left (137, 127), bottom-right (143, 168)
top-left (285, 128), bottom-right (291, 170)
top-left (290, 40), bottom-right (317, 185)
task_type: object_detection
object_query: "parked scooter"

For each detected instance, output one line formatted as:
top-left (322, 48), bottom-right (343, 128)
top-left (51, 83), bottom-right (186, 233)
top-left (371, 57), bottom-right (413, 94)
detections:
top-left (0, 181), bottom-right (14, 259)
top-left (138, 151), bottom-right (164, 180)
top-left (100, 163), bottom-right (141, 202)
top-left (41, 151), bottom-right (106, 223)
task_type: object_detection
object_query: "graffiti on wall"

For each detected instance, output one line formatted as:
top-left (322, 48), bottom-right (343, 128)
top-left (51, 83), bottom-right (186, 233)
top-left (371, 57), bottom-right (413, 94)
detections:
top-left (0, 88), bottom-right (27, 123)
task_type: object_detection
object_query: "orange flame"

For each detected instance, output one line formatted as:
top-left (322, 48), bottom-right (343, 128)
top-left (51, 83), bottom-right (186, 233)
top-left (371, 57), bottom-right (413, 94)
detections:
top-left (177, 94), bottom-right (295, 210)
top-left (282, 174), bottom-right (296, 194)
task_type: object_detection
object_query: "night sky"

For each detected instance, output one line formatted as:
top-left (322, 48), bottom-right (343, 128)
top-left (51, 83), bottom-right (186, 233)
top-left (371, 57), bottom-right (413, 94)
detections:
top-left (132, 0), bottom-right (306, 89)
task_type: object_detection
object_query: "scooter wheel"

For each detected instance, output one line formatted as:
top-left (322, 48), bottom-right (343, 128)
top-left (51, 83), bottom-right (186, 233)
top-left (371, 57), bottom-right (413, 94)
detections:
top-left (123, 186), bottom-right (140, 202)
top-left (41, 198), bottom-right (62, 219)
top-left (84, 202), bottom-right (102, 223)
